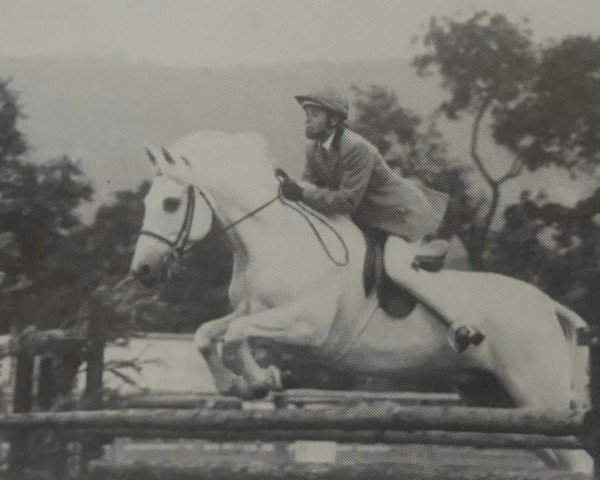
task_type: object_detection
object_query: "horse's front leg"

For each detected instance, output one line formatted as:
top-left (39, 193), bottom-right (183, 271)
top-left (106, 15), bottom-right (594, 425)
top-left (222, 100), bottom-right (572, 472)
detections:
top-left (221, 288), bottom-right (339, 398)
top-left (235, 339), bottom-right (283, 397)
top-left (194, 312), bottom-right (256, 399)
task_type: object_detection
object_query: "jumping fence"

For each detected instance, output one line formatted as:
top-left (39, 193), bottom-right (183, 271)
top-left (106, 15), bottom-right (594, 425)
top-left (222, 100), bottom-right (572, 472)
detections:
top-left (0, 299), bottom-right (599, 480)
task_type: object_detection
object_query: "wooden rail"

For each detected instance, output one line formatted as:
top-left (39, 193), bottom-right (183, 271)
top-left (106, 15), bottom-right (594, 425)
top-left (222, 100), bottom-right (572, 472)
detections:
top-left (0, 405), bottom-right (587, 436)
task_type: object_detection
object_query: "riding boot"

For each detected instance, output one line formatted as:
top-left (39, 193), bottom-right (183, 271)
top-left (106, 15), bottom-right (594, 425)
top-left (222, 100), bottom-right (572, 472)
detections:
top-left (382, 235), bottom-right (485, 352)
top-left (411, 239), bottom-right (449, 272)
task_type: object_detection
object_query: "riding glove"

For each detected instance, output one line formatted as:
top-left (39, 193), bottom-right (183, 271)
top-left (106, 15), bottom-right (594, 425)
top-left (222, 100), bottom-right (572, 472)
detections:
top-left (280, 179), bottom-right (304, 201)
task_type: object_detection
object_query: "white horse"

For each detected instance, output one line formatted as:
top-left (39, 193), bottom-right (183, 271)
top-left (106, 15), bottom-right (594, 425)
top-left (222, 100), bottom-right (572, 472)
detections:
top-left (130, 131), bottom-right (591, 473)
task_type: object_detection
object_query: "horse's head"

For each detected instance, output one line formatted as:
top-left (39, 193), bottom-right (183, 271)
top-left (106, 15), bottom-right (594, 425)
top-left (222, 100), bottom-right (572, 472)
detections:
top-left (130, 146), bottom-right (213, 287)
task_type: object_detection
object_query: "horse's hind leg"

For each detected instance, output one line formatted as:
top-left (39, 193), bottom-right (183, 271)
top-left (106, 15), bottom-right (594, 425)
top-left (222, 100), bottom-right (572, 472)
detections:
top-left (457, 367), bottom-right (592, 474)
top-left (498, 367), bottom-right (592, 475)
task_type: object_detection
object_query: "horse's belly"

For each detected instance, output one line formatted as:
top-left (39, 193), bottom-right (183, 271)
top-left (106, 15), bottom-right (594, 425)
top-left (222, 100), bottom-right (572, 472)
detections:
top-left (335, 305), bottom-right (460, 377)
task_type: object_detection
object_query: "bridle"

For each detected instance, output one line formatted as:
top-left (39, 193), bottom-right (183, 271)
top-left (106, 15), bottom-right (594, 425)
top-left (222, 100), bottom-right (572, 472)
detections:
top-left (139, 176), bottom-right (350, 266)
top-left (139, 185), bottom-right (197, 258)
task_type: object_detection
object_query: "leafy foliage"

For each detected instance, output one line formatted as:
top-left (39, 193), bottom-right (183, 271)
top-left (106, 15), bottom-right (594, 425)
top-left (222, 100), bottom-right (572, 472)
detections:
top-left (0, 156), bottom-right (94, 332)
top-left (351, 85), bottom-right (421, 154)
top-left (0, 76), bottom-right (95, 333)
top-left (489, 190), bottom-right (599, 321)
top-left (493, 36), bottom-right (600, 171)
top-left (413, 11), bottom-right (537, 117)
top-left (0, 79), bottom-right (27, 165)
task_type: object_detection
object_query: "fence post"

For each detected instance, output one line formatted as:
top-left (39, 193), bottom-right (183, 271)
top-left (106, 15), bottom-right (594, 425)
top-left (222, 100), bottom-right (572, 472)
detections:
top-left (85, 298), bottom-right (105, 407)
top-left (37, 355), bottom-right (56, 410)
top-left (80, 297), bottom-right (107, 478)
top-left (9, 353), bottom-right (33, 480)
top-left (37, 354), bottom-right (70, 480)
top-left (587, 327), bottom-right (600, 480)
top-left (7, 301), bottom-right (34, 480)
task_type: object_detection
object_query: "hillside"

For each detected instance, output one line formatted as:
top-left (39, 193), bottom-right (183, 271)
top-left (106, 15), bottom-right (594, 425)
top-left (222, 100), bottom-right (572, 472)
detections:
top-left (0, 54), bottom-right (594, 220)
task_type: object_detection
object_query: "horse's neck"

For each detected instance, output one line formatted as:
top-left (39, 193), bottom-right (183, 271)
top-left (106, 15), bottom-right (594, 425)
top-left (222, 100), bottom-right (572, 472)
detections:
top-left (205, 178), bottom-right (298, 258)
top-left (197, 171), bottom-right (362, 278)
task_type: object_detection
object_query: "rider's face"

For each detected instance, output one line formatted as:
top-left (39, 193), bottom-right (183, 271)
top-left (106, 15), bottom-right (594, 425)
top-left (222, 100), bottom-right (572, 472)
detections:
top-left (303, 105), bottom-right (331, 140)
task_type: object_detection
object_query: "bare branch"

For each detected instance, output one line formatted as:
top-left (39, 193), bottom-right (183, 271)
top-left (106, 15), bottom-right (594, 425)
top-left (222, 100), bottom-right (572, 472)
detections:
top-left (470, 94), bottom-right (496, 187)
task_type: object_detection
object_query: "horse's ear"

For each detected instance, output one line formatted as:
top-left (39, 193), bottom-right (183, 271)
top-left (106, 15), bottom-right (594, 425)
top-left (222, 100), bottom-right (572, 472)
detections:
top-left (145, 146), bottom-right (157, 166)
top-left (160, 146), bottom-right (191, 182)
top-left (145, 145), bottom-right (163, 175)
top-left (162, 146), bottom-right (176, 165)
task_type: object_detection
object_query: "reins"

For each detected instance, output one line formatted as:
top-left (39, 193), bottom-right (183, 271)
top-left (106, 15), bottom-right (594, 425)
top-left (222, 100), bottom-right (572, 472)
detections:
top-left (278, 194), bottom-right (349, 267)
top-left (140, 173), bottom-right (350, 267)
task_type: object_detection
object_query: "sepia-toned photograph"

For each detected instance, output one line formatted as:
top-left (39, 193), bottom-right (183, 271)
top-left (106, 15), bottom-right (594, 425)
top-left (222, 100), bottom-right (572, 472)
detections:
top-left (0, 1), bottom-right (599, 478)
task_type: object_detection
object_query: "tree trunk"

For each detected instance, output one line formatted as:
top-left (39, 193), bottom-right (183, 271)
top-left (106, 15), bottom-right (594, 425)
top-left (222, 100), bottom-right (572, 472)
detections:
top-left (476, 185), bottom-right (501, 269)
top-left (466, 95), bottom-right (494, 269)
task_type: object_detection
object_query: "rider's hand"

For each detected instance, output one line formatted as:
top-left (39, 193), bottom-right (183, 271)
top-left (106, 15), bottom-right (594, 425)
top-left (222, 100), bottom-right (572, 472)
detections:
top-left (280, 178), bottom-right (304, 201)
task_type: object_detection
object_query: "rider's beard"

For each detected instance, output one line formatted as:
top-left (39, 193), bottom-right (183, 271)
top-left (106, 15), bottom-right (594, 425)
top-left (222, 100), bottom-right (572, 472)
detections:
top-left (305, 125), bottom-right (335, 141)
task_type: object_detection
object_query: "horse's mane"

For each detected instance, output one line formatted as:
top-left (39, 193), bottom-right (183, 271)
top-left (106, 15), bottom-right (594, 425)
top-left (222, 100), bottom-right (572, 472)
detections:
top-left (170, 131), bottom-right (362, 259)
top-left (171, 131), bottom-right (275, 182)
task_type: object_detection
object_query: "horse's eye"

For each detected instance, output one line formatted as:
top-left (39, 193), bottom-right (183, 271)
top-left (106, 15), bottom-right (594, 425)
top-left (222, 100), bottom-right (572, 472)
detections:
top-left (163, 197), bottom-right (181, 213)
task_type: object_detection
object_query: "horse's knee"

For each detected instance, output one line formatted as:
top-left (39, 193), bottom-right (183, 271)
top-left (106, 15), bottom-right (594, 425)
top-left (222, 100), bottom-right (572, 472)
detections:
top-left (194, 324), bottom-right (214, 352)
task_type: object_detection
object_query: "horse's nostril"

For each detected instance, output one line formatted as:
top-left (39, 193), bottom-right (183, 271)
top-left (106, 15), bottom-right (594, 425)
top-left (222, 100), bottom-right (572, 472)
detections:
top-left (134, 264), bottom-right (155, 287)
top-left (138, 264), bottom-right (151, 276)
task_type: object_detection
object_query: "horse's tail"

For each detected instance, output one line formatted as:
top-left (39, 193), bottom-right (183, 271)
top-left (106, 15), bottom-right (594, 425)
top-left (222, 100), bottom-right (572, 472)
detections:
top-left (554, 302), bottom-right (590, 411)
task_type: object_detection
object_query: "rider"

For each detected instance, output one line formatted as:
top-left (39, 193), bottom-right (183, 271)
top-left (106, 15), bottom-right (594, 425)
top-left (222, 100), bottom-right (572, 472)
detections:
top-left (281, 87), bottom-right (449, 270)
top-left (279, 87), bottom-right (484, 351)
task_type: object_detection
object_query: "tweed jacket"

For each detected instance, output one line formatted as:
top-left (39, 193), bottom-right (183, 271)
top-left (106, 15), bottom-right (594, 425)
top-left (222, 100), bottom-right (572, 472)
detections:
top-left (301, 129), bottom-right (448, 242)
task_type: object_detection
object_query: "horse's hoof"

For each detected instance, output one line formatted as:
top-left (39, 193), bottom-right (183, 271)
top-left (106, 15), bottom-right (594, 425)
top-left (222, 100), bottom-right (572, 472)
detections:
top-left (471, 329), bottom-right (485, 346)
top-left (249, 385), bottom-right (270, 400)
top-left (227, 378), bottom-right (256, 400)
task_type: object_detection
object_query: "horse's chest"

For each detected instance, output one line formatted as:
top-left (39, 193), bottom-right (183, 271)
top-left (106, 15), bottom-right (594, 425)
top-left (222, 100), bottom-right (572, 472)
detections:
top-left (229, 267), bottom-right (295, 310)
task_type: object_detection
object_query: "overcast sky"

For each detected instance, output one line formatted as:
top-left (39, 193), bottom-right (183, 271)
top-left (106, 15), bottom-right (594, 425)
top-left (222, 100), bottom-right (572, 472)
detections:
top-left (1, 0), bottom-right (599, 66)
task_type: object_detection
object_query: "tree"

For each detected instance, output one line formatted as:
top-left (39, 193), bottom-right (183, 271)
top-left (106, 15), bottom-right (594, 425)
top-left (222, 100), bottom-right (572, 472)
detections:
top-left (493, 35), bottom-right (600, 172)
top-left (0, 78), bottom-right (27, 165)
top-left (0, 156), bottom-right (94, 332)
top-left (0, 78), bottom-right (28, 285)
top-left (488, 189), bottom-right (600, 322)
top-left (0, 76), bottom-right (96, 332)
top-left (413, 11), bottom-right (537, 267)
top-left (351, 85), bottom-right (421, 156)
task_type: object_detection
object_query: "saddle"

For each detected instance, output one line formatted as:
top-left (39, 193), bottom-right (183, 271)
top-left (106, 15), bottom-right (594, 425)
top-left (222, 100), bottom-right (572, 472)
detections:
top-left (363, 231), bottom-right (449, 318)
top-left (363, 231), bottom-right (417, 318)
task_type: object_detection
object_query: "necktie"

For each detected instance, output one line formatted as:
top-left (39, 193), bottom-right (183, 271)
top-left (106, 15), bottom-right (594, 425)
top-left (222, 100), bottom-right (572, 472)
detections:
top-left (319, 142), bottom-right (328, 160)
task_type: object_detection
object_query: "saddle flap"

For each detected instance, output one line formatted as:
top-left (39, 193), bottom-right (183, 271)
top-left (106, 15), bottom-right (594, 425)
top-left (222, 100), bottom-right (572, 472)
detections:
top-left (363, 233), bottom-right (416, 318)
